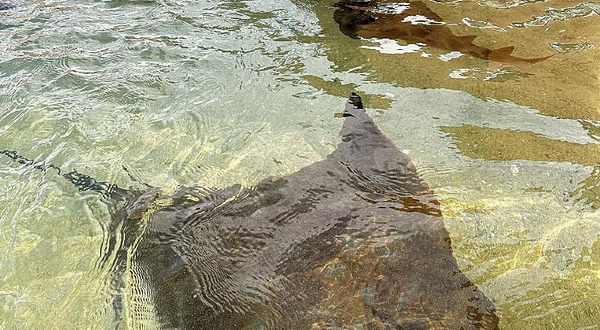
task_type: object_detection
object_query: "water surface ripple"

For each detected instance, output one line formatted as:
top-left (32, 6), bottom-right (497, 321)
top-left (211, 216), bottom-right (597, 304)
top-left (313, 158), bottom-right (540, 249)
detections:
top-left (0, 0), bottom-right (598, 329)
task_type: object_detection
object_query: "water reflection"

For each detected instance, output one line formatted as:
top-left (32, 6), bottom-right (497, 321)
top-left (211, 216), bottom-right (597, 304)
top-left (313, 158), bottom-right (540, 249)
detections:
top-left (510, 2), bottom-right (600, 28)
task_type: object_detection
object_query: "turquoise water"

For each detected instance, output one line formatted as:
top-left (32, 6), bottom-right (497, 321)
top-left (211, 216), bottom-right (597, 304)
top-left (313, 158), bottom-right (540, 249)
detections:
top-left (0, 0), bottom-right (598, 329)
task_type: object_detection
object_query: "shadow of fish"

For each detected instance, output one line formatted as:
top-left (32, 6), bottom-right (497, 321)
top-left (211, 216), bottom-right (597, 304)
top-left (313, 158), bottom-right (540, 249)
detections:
top-left (334, 1), bottom-right (550, 63)
top-left (2, 94), bottom-right (499, 329)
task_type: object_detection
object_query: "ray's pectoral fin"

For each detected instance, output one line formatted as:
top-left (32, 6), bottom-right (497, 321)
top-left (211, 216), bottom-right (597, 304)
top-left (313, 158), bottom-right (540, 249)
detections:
top-left (110, 93), bottom-right (501, 330)
top-left (144, 184), bottom-right (242, 235)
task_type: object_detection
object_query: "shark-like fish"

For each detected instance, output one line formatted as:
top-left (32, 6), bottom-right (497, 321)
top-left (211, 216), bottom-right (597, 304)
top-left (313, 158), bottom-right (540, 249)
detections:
top-left (2, 94), bottom-right (499, 329)
top-left (334, 1), bottom-right (550, 63)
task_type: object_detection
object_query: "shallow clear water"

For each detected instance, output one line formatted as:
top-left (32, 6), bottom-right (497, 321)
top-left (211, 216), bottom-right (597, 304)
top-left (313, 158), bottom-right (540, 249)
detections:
top-left (0, 0), bottom-right (598, 329)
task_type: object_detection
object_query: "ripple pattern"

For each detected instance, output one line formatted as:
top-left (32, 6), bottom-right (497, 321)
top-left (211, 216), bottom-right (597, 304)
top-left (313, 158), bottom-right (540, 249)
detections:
top-left (1, 0), bottom-right (599, 329)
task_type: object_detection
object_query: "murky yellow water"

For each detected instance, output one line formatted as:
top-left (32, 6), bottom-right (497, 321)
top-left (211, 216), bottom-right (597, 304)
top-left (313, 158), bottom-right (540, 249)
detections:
top-left (0, 0), bottom-right (598, 329)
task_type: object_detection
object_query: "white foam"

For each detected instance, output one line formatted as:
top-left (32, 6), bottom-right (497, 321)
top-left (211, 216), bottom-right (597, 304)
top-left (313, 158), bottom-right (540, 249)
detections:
top-left (372, 3), bottom-right (411, 15)
top-left (402, 15), bottom-right (445, 25)
top-left (360, 38), bottom-right (423, 54)
top-left (438, 51), bottom-right (464, 61)
top-left (449, 68), bottom-right (475, 79)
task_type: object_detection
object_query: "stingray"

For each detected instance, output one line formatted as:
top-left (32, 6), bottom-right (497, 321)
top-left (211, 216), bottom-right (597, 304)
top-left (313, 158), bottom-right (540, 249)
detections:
top-left (334, 0), bottom-right (550, 63)
top-left (2, 94), bottom-right (499, 329)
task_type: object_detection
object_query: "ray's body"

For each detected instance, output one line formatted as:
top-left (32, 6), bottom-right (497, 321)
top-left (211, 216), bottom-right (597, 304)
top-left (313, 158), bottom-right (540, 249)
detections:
top-left (1, 95), bottom-right (500, 329)
top-left (128, 95), bottom-right (499, 329)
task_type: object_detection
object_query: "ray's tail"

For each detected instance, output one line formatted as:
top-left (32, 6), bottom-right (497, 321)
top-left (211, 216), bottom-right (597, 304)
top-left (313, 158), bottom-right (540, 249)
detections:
top-left (0, 0), bottom-right (30, 10)
top-left (1, 149), bottom-right (133, 201)
top-left (1, 148), bottom-right (156, 328)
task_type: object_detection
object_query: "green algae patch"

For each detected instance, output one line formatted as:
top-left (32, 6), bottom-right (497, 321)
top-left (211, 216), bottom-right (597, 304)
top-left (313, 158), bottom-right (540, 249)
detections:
top-left (303, 75), bottom-right (392, 110)
top-left (442, 125), bottom-right (600, 166)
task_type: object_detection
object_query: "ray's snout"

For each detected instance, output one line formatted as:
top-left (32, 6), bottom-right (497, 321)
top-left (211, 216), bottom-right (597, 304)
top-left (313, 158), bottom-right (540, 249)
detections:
top-left (349, 92), bottom-right (364, 109)
top-left (342, 92), bottom-right (365, 118)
